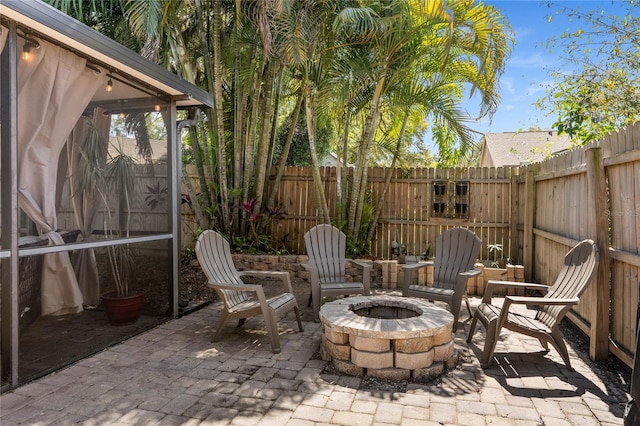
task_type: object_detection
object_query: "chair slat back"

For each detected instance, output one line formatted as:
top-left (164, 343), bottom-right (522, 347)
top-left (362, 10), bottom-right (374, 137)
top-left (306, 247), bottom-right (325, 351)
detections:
top-left (536, 239), bottom-right (599, 327)
top-left (195, 230), bottom-right (248, 308)
top-left (304, 224), bottom-right (347, 284)
top-left (433, 228), bottom-right (481, 289)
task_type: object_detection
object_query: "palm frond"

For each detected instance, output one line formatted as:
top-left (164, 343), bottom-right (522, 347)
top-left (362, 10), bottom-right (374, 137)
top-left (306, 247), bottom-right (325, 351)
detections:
top-left (124, 0), bottom-right (163, 38)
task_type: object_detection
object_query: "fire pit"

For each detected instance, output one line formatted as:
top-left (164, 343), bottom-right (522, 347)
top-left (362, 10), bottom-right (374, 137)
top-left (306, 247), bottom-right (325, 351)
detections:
top-left (320, 295), bottom-right (456, 381)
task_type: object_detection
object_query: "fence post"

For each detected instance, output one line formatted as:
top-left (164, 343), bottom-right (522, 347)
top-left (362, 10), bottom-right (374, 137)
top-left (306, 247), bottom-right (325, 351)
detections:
top-left (510, 171), bottom-right (519, 263)
top-left (523, 169), bottom-right (535, 281)
top-left (585, 147), bottom-right (610, 361)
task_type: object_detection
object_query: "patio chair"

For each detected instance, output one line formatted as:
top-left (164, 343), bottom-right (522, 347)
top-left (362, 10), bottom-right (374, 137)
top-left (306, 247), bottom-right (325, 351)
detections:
top-left (304, 224), bottom-right (371, 322)
top-left (402, 227), bottom-right (481, 330)
top-left (467, 239), bottom-right (598, 369)
top-left (195, 230), bottom-right (303, 353)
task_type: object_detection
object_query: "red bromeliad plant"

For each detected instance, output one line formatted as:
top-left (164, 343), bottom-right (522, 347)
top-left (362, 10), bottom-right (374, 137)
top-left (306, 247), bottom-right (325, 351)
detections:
top-left (238, 200), bottom-right (287, 253)
top-left (241, 199), bottom-right (261, 223)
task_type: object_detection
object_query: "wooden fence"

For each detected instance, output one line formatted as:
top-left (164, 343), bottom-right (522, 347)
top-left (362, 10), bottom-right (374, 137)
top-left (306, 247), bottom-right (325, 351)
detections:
top-left (179, 123), bottom-right (640, 367)
top-left (57, 165), bottom-right (170, 236)
top-left (182, 166), bottom-right (520, 262)
top-left (515, 123), bottom-right (640, 367)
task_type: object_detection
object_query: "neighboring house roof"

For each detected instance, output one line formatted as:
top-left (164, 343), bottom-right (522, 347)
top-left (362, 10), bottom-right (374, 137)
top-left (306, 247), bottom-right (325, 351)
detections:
top-left (319, 152), bottom-right (339, 167)
top-left (479, 131), bottom-right (572, 167)
top-left (319, 152), bottom-right (354, 167)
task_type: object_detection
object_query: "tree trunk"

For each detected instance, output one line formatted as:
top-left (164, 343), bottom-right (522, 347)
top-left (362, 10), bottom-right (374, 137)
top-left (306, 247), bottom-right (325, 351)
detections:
top-left (242, 60), bottom-right (264, 209)
top-left (181, 165), bottom-right (208, 231)
top-left (348, 74), bottom-right (386, 241)
top-left (336, 107), bottom-right (352, 223)
top-left (267, 88), bottom-right (303, 209)
top-left (253, 61), bottom-right (277, 215)
top-left (211, 0), bottom-right (230, 232)
top-left (232, 50), bottom-right (246, 234)
top-left (305, 83), bottom-right (331, 224)
top-left (266, 73), bottom-right (282, 202)
top-left (185, 125), bottom-right (211, 229)
top-left (367, 108), bottom-right (409, 242)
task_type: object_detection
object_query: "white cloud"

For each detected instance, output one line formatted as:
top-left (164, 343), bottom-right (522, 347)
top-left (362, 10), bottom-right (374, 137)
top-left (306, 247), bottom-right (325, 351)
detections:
top-left (501, 76), bottom-right (515, 94)
top-left (513, 26), bottom-right (533, 40)
top-left (509, 52), bottom-right (551, 68)
top-left (526, 80), bottom-right (553, 97)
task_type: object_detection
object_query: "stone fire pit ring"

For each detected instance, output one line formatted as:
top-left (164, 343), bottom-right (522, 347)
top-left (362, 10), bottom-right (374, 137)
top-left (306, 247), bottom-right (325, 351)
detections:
top-left (319, 295), bottom-right (456, 381)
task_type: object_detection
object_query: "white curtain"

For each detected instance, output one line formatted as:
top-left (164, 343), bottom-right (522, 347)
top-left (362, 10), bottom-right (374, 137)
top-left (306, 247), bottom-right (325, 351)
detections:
top-left (17, 37), bottom-right (107, 316)
top-left (67, 111), bottom-right (110, 306)
top-left (0, 26), bottom-right (7, 52)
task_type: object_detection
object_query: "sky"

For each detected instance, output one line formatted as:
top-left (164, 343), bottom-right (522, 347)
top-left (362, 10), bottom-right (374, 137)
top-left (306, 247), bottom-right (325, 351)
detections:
top-left (462, 0), bottom-right (636, 135)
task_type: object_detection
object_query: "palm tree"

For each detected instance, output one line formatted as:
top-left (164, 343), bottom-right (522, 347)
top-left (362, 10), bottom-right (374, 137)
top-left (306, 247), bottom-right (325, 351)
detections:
top-left (269, 0), bottom-right (340, 224)
top-left (325, 0), bottom-right (511, 250)
top-left (209, 0), bottom-right (231, 232)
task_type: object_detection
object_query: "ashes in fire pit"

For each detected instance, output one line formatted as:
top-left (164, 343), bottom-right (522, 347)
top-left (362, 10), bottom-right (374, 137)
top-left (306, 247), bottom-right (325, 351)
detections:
top-left (320, 295), bottom-right (456, 382)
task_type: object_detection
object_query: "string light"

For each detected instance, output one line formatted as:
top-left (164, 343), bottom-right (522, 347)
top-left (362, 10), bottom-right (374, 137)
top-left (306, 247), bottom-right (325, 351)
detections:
top-left (21, 44), bottom-right (31, 61)
top-left (154, 104), bottom-right (161, 112)
top-left (21, 39), bottom-right (39, 61)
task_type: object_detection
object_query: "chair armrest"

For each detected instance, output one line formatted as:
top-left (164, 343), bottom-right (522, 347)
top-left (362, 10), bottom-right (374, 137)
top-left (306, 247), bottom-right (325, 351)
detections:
top-left (460, 268), bottom-right (481, 278)
top-left (505, 295), bottom-right (580, 306)
top-left (238, 270), bottom-right (293, 293)
top-left (402, 261), bottom-right (433, 271)
top-left (207, 282), bottom-right (264, 293)
top-left (301, 263), bottom-right (320, 288)
top-left (487, 280), bottom-right (549, 289)
top-left (401, 261), bottom-right (433, 295)
top-left (238, 270), bottom-right (288, 279)
top-left (350, 260), bottom-right (372, 295)
top-left (207, 281), bottom-right (270, 307)
top-left (302, 262), bottom-right (317, 272)
top-left (483, 280), bottom-right (550, 303)
top-left (452, 268), bottom-right (482, 295)
top-left (497, 294), bottom-right (580, 329)
top-left (350, 259), bottom-right (372, 271)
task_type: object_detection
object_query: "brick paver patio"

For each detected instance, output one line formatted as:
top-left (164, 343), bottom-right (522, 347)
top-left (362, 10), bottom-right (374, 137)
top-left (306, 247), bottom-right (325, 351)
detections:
top-left (0, 295), bottom-right (630, 425)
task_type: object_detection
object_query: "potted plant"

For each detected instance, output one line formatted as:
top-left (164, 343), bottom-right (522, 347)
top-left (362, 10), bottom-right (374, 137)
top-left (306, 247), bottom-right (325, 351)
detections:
top-left (99, 143), bottom-right (145, 326)
top-left (485, 243), bottom-right (508, 268)
top-left (74, 113), bottom-right (161, 325)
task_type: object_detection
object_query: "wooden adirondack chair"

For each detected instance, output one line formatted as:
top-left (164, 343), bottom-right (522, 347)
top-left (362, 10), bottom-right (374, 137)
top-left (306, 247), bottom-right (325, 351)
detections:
top-left (402, 227), bottom-right (481, 330)
top-left (304, 224), bottom-right (371, 322)
top-left (195, 230), bottom-right (303, 353)
top-left (467, 239), bottom-right (598, 369)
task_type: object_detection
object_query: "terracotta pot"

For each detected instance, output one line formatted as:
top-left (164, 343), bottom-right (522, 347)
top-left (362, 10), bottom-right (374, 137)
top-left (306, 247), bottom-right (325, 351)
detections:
top-left (101, 290), bottom-right (145, 326)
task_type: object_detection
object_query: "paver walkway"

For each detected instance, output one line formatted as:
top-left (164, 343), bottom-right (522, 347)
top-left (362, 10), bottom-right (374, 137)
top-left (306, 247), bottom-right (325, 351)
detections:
top-left (0, 296), bottom-right (630, 425)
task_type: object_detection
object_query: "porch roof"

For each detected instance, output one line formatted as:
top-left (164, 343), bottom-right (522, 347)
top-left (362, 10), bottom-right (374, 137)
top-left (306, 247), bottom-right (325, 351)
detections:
top-left (0, 0), bottom-right (212, 109)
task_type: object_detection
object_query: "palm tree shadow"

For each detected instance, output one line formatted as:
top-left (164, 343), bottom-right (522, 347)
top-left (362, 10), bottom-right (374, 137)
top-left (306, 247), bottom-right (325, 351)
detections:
top-left (466, 338), bottom-right (628, 419)
top-left (479, 350), bottom-right (589, 397)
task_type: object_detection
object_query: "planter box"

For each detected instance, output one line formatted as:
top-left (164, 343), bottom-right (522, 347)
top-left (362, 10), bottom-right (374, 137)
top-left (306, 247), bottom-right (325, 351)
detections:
top-left (225, 254), bottom-right (524, 297)
top-left (231, 254), bottom-right (380, 287)
top-left (469, 263), bottom-right (525, 296)
top-left (396, 261), bottom-right (525, 296)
